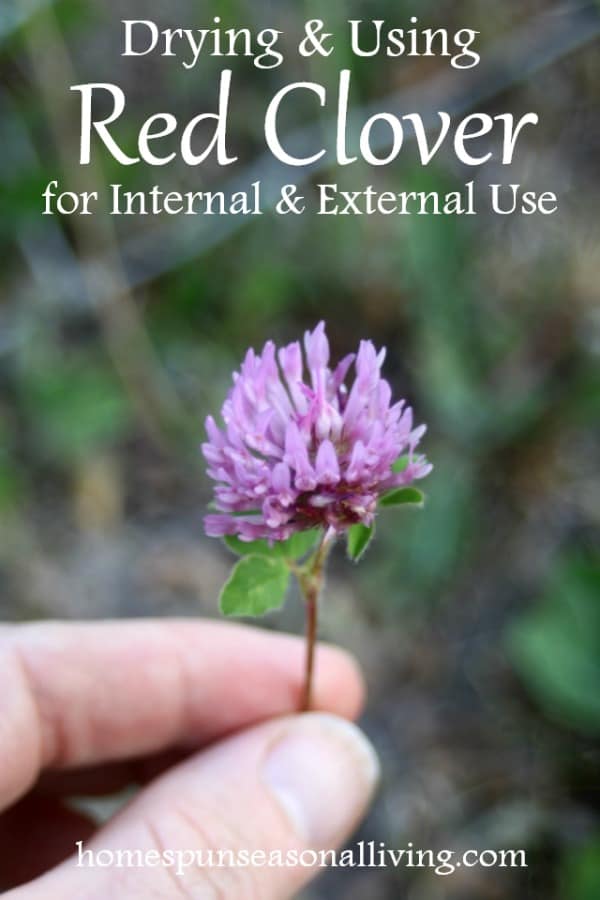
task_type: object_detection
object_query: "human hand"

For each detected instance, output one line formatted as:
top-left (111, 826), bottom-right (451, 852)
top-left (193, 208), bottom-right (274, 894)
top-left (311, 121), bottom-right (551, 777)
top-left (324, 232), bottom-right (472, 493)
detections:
top-left (0, 619), bottom-right (378, 898)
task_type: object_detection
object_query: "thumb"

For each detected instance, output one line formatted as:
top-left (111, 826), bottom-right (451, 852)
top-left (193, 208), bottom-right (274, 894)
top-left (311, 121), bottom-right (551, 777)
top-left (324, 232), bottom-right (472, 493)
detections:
top-left (14, 713), bottom-right (379, 900)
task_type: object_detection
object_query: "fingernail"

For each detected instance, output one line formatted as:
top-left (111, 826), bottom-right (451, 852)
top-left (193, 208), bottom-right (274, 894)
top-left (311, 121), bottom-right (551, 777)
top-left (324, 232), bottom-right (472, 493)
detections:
top-left (262, 713), bottom-right (379, 846)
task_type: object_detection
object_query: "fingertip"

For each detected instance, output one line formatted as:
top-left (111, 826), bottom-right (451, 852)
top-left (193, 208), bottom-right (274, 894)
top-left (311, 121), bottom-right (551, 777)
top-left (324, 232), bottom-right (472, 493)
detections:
top-left (313, 643), bottom-right (366, 721)
top-left (189, 621), bottom-right (366, 722)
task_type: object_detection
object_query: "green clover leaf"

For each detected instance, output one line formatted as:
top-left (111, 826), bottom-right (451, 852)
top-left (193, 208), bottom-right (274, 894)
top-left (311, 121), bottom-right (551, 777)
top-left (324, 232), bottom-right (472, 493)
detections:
top-left (347, 522), bottom-right (375, 562)
top-left (380, 487), bottom-right (425, 508)
top-left (219, 554), bottom-right (290, 617)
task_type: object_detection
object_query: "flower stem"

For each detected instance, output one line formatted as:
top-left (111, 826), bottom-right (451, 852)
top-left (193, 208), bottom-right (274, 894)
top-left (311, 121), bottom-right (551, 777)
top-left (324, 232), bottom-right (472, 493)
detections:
top-left (300, 581), bottom-right (319, 712)
top-left (298, 527), bottom-right (336, 712)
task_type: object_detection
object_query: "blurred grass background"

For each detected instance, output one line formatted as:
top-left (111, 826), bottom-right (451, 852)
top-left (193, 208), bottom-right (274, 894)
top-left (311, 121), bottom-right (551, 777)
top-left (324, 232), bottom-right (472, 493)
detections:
top-left (1, 0), bottom-right (599, 897)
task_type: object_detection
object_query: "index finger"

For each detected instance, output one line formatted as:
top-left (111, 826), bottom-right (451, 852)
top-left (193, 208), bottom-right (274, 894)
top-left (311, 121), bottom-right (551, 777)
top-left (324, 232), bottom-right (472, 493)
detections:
top-left (0, 619), bottom-right (364, 811)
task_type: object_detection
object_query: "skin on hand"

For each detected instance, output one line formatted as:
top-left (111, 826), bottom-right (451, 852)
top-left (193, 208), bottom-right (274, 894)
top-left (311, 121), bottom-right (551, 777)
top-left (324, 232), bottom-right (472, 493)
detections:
top-left (0, 619), bottom-right (378, 899)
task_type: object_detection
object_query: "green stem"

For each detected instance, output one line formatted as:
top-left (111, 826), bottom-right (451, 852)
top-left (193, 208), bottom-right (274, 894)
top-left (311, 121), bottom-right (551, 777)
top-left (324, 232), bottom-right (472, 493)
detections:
top-left (298, 527), bottom-right (336, 712)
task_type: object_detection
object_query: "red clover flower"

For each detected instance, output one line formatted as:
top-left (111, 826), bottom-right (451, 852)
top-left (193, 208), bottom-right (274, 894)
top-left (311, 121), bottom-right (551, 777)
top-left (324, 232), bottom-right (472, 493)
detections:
top-left (203, 322), bottom-right (432, 710)
top-left (203, 321), bottom-right (431, 541)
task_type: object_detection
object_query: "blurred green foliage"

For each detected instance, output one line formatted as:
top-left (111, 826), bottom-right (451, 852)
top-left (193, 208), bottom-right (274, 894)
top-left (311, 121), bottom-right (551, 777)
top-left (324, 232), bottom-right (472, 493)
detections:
top-left (19, 351), bottom-right (130, 464)
top-left (509, 558), bottom-right (600, 735)
top-left (561, 836), bottom-right (600, 900)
